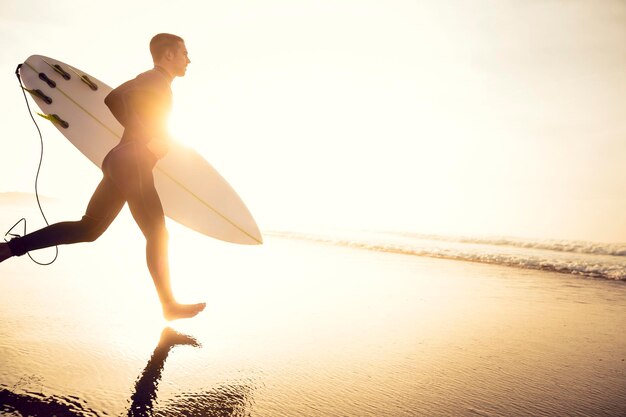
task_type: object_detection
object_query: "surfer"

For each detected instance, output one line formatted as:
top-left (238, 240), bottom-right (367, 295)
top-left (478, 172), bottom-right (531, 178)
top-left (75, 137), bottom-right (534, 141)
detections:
top-left (0, 34), bottom-right (205, 321)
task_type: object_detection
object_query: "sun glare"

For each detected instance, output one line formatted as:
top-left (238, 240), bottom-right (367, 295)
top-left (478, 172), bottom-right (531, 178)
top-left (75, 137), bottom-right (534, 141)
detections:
top-left (168, 105), bottom-right (196, 149)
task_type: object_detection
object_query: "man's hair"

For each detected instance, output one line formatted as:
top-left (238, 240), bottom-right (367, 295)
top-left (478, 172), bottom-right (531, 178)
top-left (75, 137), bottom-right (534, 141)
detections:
top-left (150, 33), bottom-right (184, 61)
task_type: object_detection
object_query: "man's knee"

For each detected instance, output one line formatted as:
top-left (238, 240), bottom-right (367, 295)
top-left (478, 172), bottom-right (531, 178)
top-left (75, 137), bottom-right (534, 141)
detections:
top-left (152, 225), bottom-right (168, 241)
top-left (80, 216), bottom-right (108, 242)
top-left (144, 223), bottom-right (168, 242)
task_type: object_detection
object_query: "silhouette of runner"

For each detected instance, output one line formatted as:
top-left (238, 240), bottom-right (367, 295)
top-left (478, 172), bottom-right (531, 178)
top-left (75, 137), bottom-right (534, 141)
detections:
top-left (0, 34), bottom-right (205, 321)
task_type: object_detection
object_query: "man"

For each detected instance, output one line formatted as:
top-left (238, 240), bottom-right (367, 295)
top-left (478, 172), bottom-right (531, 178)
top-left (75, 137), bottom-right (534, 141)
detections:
top-left (0, 34), bottom-right (205, 321)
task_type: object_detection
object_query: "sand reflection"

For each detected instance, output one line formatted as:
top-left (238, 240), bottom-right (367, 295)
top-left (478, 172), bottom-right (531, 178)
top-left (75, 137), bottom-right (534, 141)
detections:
top-left (128, 327), bottom-right (201, 416)
top-left (129, 326), bottom-right (255, 417)
top-left (0, 327), bottom-right (254, 416)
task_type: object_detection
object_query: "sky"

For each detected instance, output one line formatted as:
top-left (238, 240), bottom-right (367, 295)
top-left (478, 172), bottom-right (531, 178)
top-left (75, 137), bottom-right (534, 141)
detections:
top-left (0, 0), bottom-right (625, 242)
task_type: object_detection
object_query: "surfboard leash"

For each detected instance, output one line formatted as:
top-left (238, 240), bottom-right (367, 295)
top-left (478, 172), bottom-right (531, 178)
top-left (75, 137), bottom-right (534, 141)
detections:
top-left (5, 64), bottom-right (59, 265)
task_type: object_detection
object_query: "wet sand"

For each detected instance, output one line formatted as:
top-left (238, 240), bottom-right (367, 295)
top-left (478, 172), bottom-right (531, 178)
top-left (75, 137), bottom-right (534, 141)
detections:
top-left (1, 224), bottom-right (625, 416)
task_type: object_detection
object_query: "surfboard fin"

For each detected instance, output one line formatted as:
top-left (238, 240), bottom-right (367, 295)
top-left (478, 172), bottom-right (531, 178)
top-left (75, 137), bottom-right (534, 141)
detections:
top-left (79, 74), bottom-right (98, 91)
top-left (42, 58), bottom-right (71, 80)
top-left (65, 65), bottom-right (98, 91)
top-left (23, 88), bottom-right (53, 104)
top-left (37, 112), bottom-right (69, 129)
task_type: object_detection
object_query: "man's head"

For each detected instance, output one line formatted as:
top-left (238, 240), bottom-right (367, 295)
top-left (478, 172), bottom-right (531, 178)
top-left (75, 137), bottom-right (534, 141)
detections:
top-left (150, 33), bottom-right (190, 78)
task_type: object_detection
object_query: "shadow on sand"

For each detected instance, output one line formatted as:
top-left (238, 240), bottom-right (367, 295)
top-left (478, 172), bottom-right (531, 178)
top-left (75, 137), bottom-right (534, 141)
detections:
top-left (1, 327), bottom-right (254, 417)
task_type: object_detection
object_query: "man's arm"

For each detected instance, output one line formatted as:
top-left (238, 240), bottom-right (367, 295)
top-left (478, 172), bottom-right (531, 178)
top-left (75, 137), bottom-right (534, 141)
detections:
top-left (105, 74), bottom-right (173, 155)
top-left (104, 80), bottom-right (134, 127)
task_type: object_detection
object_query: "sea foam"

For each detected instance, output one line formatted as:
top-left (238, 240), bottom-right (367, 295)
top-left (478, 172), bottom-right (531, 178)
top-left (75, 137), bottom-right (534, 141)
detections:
top-left (268, 230), bottom-right (626, 281)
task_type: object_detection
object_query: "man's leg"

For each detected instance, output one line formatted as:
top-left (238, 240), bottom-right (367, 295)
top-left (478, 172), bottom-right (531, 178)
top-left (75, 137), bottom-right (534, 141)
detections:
top-left (123, 166), bottom-right (205, 320)
top-left (1, 174), bottom-right (125, 262)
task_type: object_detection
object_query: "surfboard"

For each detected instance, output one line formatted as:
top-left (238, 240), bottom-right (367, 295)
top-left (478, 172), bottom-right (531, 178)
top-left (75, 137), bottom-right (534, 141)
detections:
top-left (18, 55), bottom-right (262, 245)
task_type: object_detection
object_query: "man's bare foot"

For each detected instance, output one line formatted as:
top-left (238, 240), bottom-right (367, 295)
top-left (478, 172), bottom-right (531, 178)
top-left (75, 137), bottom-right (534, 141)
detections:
top-left (162, 301), bottom-right (206, 321)
top-left (0, 243), bottom-right (13, 263)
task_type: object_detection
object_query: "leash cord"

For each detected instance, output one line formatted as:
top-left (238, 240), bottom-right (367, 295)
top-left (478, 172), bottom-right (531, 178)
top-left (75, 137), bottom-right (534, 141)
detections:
top-left (4, 64), bottom-right (59, 265)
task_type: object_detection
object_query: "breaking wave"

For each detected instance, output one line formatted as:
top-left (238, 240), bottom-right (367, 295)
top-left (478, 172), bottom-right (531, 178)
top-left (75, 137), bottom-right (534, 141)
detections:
top-left (268, 230), bottom-right (626, 281)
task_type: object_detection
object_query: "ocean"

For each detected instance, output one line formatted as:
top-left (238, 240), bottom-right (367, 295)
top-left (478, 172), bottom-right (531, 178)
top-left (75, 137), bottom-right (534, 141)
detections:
top-left (268, 229), bottom-right (626, 281)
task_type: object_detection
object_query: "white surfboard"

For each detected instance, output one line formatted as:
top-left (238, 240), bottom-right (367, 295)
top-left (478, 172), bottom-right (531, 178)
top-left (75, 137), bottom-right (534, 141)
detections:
top-left (19, 55), bottom-right (262, 245)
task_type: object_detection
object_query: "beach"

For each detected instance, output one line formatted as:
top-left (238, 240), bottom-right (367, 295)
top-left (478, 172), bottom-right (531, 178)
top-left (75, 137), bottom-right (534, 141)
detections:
top-left (1, 215), bottom-right (625, 416)
top-left (1, 0), bottom-right (626, 415)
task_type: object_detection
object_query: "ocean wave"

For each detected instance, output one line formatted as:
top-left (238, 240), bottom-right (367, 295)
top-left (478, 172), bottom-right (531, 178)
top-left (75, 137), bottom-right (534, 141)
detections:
top-left (372, 231), bottom-right (626, 257)
top-left (268, 231), bottom-right (626, 281)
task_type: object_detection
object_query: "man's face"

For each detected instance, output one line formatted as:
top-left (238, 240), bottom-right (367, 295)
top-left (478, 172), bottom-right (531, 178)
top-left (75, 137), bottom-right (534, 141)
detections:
top-left (170, 41), bottom-right (190, 77)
